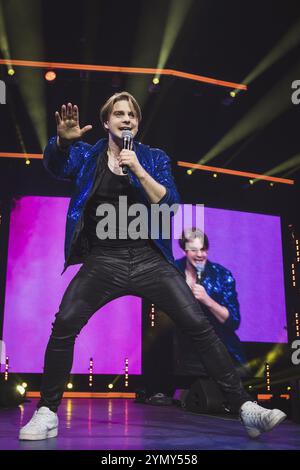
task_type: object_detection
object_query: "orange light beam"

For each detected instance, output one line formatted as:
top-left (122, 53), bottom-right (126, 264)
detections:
top-left (1, 153), bottom-right (294, 185)
top-left (0, 152), bottom-right (42, 159)
top-left (177, 161), bottom-right (294, 185)
top-left (0, 59), bottom-right (247, 90)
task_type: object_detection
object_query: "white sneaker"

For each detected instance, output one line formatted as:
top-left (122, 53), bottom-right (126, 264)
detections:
top-left (240, 401), bottom-right (287, 438)
top-left (19, 407), bottom-right (59, 441)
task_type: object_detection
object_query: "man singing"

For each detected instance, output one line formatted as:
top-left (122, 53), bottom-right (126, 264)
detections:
top-left (19, 92), bottom-right (286, 440)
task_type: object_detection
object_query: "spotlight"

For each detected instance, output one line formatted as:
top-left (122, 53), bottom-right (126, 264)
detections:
top-left (213, 173), bottom-right (218, 178)
top-left (152, 77), bottom-right (160, 85)
top-left (249, 179), bottom-right (254, 185)
top-left (45, 70), bottom-right (56, 82)
top-left (8, 68), bottom-right (15, 76)
top-left (67, 383), bottom-right (73, 390)
top-left (269, 182), bottom-right (274, 187)
top-left (187, 169), bottom-right (192, 175)
top-left (22, 383), bottom-right (28, 389)
top-left (25, 159), bottom-right (30, 165)
top-left (230, 91), bottom-right (236, 98)
top-left (16, 385), bottom-right (26, 396)
top-left (108, 384), bottom-right (114, 390)
top-left (0, 378), bottom-right (27, 407)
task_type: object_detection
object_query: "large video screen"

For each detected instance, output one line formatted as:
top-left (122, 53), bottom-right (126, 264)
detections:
top-left (172, 205), bottom-right (287, 344)
top-left (3, 198), bottom-right (287, 374)
top-left (3, 196), bottom-right (142, 374)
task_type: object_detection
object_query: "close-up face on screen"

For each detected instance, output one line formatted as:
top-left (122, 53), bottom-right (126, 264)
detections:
top-left (0, 0), bottom-right (299, 454)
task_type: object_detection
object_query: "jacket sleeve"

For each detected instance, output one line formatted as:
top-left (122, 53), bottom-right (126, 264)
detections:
top-left (219, 271), bottom-right (241, 331)
top-left (43, 136), bottom-right (90, 181)
top-left (151, 149), bottom-right (181, 207)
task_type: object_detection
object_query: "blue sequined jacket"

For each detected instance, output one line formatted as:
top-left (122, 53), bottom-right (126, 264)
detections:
top-left (43, 136), bottom-right (181, 272)
top-left (175, 257), bottom-right (247, 365)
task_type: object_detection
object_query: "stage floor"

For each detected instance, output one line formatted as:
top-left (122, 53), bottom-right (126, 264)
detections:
top-left (0, 398), bottom-right (299, 450)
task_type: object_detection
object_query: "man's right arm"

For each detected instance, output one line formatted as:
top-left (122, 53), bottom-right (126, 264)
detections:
top-left (43, 103), bottom-right (93, 180)
top-left (43, 136), bottom-right (89, 180)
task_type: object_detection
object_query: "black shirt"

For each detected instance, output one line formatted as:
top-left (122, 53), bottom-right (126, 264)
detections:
top-left (84, 152), bottom-right (149, 248)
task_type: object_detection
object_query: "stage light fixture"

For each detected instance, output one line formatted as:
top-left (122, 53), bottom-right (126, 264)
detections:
top-left (186, 169), bottom-right (192, 175)
top-left (22, 383), bottom-right (28, 389)
top-left (8, 68), bottom-right (15, 76)
top-left (150, 304), bottom-right (155, 327)
top-left (0, 378), bottom-right (27, 407)
top-left (230, 91), bottom-right (236, 98)
top-left (125, 358), bottom-right (129, 388)
top-left (16, 385), bottom-right (26, 396)
top-left (45, 70), bottom-right (56, 82)
top-left (89, 357), bottom-right (93, 388)
top-left (108, 384), bottom-right (114, 390)
top-left (213, 173), bottom-right (218, 178)
top-left (67, 383), bottom-right (73, 390)
top-left (152, 77), bottom-right (160, 85)
top-left (249, 179), bottom-right (254, 184)
top-left (25, 159), bottom-right (30, 165)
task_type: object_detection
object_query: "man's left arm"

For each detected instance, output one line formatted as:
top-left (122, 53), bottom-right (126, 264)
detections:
top-left (119, 148), bottom-right (181, 205)
top-left (135, 167), bottom-right (168, 204)
top-left (216, 272), bottom-right (241, 329)
top-left (205, 297), bottom-right (231, 324)
top-left (192, 271), bottom-right (240, 327)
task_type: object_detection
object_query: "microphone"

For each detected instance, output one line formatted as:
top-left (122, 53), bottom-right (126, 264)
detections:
top-left (195, 262), bottom-right (205, 284)
top-left (121, 129), bottom-right (133, 175)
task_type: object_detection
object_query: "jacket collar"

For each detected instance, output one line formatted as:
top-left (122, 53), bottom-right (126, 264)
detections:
top-left (88, 138), bottom-right (150, 163)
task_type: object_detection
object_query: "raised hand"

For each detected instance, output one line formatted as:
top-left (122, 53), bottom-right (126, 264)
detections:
top-left (55, 103), bottom-right (92, 146)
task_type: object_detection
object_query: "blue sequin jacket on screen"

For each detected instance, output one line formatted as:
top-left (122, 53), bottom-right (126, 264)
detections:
top-left (175, 257), bottom-right (247, 365)
top-left (43, 136), bottom-right (181, 273)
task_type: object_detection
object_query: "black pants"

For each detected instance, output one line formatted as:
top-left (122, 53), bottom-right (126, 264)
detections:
top-left (38, 243), bottom-right (250, 412)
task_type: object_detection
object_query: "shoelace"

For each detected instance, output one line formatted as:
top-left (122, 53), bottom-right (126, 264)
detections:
top-left (242, 402), bottom-right (269, 424)
top-left (25, 410), bottom-right (54, 431)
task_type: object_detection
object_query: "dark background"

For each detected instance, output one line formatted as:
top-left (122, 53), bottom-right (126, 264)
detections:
top-left (0, 0), bottom-right (299, 394)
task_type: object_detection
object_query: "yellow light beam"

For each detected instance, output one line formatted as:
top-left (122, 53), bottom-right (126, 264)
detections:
top-left (177, 160), bottom-right (294, 185)
top-left (0, 59), bottom-right (247, 90)
top-left (0, 2), bottom-right (12, 69)
top-left (156, 0), bottom-right (193, 76)
top-left (126, 0), bottom-right (167, 106)
top-left (3, 0), bottom-right (47, 150)
top-left (0, 4), bottom-right (28, 152)
top-left (198, 61), bottom-right (300, 165)
top-left (256, 344), bottom-right (285, 378)
top-left (252, 152), bottom-right (300, 184)
top-left (282, 162), bottom-right (300, 177)
top-left (235, 17), bottom-right (300, 93)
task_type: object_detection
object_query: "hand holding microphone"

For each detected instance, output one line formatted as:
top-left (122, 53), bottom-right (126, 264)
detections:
top-left (195, 261), bottom-right (205, 284)
top-left (121, 129), bottom-right (133, 175)
top-left (192, 261), bottom-right (211, 305)
top-left (118, 130), bottom-right (144, 178)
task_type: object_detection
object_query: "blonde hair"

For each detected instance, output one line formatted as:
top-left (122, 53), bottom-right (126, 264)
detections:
top-left (100, 91), bottom-right (142, 128)
top-left (179, 227), bottom-right (209, 251)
